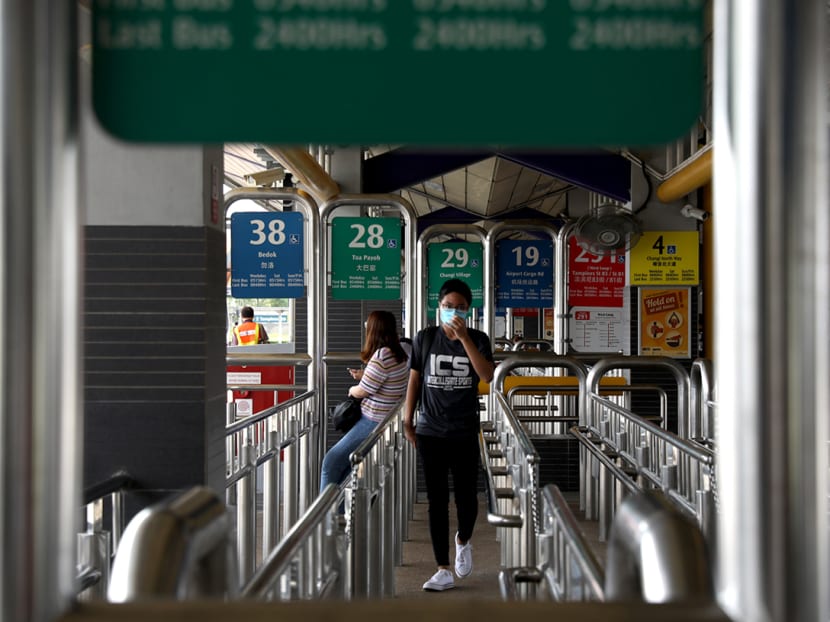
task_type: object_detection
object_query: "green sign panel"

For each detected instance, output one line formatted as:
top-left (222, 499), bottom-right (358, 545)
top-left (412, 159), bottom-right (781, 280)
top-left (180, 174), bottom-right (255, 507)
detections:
top-left (331, 217), bottom-right (401, 300)
top-left (92, 2), bottom-right (704, 145)
top-left (428, 242), bottom-right (483, 310)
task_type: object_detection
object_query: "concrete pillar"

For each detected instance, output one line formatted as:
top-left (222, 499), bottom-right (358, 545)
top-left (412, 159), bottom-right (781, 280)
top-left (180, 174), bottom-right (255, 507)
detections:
top-left (79, 7), bottom-right (227, 515)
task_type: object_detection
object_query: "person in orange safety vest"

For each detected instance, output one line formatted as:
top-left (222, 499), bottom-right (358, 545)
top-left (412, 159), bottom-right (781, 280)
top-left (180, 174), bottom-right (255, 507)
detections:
top-left (231, 306), bottom-right (269, 345)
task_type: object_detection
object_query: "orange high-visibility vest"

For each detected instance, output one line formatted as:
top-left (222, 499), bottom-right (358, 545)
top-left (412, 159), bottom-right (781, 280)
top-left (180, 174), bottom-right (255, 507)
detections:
top-left (234, 320), bottom-right (260, 345)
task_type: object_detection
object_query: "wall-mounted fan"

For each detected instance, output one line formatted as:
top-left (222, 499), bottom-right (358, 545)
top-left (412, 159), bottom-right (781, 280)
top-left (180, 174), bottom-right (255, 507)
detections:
top-left (573, 204), bottom-right (642, 256)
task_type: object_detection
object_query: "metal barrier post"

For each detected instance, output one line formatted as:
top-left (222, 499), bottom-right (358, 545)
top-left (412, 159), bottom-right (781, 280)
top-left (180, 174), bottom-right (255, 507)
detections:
top-left (394, 433), bottom-right (408, 552)
top-left (598, 453), bottom-right (614, 542)
top-left (298, 409), bottom-right (310, 516)
top-left (282, 418), bottom-right (299, 536)
top-left (237, 443), bottom-right (257, 585)
top-left (77, 500), bottom-right (111, 600)
top-left (662, 461), bottom-right (678, 490)
top-left (226, 402), bottom-right (238, 506)
top-left (381, 445), bottom-right (396, 598)
top-left (367, 460), bottom-right (382, 598)
top-left (262, 430), bottom-right (280, 555)
top-left (696, 488), bottom-right (717, 546)
top-left (350, 481), bottom-right (372, 598)
top-left (111, 490), bottom-right (125, 552)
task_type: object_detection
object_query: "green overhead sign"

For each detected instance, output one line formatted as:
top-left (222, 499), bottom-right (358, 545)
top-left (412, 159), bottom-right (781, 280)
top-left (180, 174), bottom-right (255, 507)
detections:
top-left (330, 217), bottom-right (402, 300)
top-left (92, 1), bottom-right (704, 145)
top-left (428, 242), bottom-right (483, 310)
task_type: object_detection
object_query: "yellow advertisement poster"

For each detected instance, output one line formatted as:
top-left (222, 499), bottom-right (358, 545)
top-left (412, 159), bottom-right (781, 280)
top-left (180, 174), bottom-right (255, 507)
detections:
top-left (638, 288), bottom-right (691, 358)
top-left (628, 231), bottom-right (699, 285)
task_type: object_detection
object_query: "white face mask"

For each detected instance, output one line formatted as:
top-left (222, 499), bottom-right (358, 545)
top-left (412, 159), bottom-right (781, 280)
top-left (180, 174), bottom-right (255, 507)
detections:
top-left (440, 308), bottom-right (468, 324)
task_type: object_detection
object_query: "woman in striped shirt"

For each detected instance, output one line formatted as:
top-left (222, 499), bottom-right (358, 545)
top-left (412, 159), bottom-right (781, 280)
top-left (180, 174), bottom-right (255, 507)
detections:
top-left (320, 310), bottom-right (410, 491)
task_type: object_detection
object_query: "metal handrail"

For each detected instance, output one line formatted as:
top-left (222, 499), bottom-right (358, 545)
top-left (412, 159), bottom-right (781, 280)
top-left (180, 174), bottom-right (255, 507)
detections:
top-left (225, 390), bottom-right (319, 585)
top-left (505, 383), bottom-right (668, 433)
top-left (491, 353), bottom-right (590, 425)
top-left (346, 400), bottom-right (415, 599)
top-left (570, 426), bottom-right (640, 497)
top-left (479, 427), bottom-right (522, 528)
top-left (225, 390), bottom-right (315, 435)
top-left (483, 391), bottom-right (540, 570)
top-left (76, 566), bottom-right (102, 594)
top-left (586, 393), bottom-right (714, 517)
top-left (241, 482), bottom-right (346, 600)
top-left (605, 491), bottom-right (714, 603)
top-left (586, 356), bottom-right (690, 438)
top-left (76, 470), bottom-right (135, 599)
top-left (108, 487), bottom-right (235, 602)
top-left (690, 358), bottom-right (716, 443)
top-left (589, 394), bottom-right (713, 464)
top-left (540, 484), bottom-right (605, 600)
top-left (512, 339), bottom-right (554, 352)
top-left (82, 470), bottom-right (134, 505)
top-left (348, 399), bottom-right (404, 464)
top-left (499, 483), bottom-right (606, 602)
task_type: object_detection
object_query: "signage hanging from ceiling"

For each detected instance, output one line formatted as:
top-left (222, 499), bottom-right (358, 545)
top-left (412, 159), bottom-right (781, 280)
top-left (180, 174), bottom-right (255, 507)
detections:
top-left (427, 242), bottom-right (483, 310)
top-left (496, 239), bottom-right (554, 308)
top-left (92, 3), bottom-right (705, 145)
top-left (230, 211), bottom-right (304, 298)
top-left (330, 217), bottom-right (402, 300)
top-left (628, 231), bottom-right (700, 285)
top-left (568, 238), bottom-right (626, 308)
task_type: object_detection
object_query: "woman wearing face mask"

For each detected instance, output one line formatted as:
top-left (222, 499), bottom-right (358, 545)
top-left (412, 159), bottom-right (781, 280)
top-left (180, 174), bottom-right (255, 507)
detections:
top-left (403, 278), bottom-right (495, 592)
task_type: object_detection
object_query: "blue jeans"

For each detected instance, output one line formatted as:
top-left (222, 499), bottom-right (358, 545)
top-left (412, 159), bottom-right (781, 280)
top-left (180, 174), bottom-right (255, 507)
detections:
top-left (320, 416), bottom-right (378, 490)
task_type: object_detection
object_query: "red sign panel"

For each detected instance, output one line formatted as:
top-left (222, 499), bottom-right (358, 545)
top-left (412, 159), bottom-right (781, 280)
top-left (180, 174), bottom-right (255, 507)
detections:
top-left (568, 238), bottom-right (626, 308)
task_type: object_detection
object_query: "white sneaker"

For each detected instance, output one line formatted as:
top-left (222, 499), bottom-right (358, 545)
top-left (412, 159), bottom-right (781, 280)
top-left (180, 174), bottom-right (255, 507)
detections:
top-left (455, 533), bottom-right (473, 578)
top-left (422, 568), bottom-right (455, 591)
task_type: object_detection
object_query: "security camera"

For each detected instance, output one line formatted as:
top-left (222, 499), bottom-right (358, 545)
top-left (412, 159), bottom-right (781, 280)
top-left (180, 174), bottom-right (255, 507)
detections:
top-left (681, 204), bottom-right (709, 222)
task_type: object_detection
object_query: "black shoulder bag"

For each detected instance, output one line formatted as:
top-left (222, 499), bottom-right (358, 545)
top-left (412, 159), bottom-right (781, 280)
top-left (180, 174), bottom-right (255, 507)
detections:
top-left (329, 396), bottom-right (362, 432)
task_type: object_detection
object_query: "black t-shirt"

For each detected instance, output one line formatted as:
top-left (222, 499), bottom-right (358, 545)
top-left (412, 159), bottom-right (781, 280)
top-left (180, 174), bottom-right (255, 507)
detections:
top-left (410, 326), bottom-right (493, 438)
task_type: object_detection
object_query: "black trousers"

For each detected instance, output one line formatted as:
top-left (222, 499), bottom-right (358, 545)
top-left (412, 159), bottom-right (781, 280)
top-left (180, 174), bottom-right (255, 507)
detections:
top-left (417, 433), bottom-right (480, 567)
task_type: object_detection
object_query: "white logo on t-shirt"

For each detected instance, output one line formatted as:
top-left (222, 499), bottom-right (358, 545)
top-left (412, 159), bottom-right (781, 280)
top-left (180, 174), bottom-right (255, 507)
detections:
top-left (430, 354), bottom-right (469, 377)
top-left (426, 354), bottom-right (473, 390)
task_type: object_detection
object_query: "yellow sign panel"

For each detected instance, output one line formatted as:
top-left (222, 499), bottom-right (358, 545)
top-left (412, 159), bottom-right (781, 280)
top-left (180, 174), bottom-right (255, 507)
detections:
top-left (628, 231), bottom-right (699, 285)
top-left (638, 288), bottom-right (691, 358)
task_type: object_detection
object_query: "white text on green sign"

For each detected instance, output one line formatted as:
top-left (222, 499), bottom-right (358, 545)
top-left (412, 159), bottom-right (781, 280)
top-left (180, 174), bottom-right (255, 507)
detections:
top-left (427, 242), bottom-right (484, 309)
top-left (331, 217), bottom-right (402, 300)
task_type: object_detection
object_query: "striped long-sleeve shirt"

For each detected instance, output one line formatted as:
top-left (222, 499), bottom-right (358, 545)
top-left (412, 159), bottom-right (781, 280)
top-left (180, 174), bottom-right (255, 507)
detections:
top-left (358, 346), bottom-right (409, 423)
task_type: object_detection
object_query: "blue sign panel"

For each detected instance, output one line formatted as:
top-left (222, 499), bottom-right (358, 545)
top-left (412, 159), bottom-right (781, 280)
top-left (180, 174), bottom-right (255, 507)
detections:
top-left (231, 212), bottom-right (304, 298)
top-left (496, 240), bottom-right (553, 308)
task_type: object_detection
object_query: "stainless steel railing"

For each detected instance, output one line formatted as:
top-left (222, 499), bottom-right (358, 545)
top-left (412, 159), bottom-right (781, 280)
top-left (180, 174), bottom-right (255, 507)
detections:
top-left (483, 390), bottom-right (540, 573)
top-left (106, 400), bottom-right (414, 603)
top-left (241, 482), bottom-right (348, 600)
top-left (605, 490), bottom-right (714, 603)
top-left (108, 487), bottom-right (236, 601)
top-left (76, 470), bottom-right (134, 600)
top-left (343, 400), bottom-right (413, 599)
top-left (579, 356), bottom-right (717, 543)
top-left (499, 484), bottom-right (605, 602)
top-left (225, 390), bottom-right (319, 586)
top-left (488, 353), bottom-right (718, 604)
top-left (238, 399), bottom-right (413, 600)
